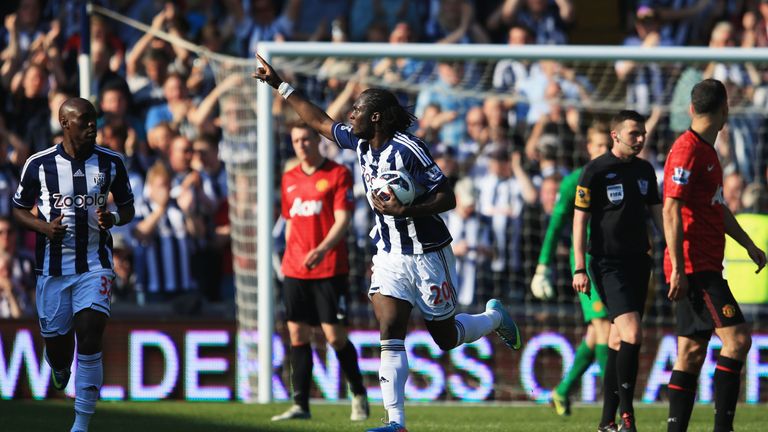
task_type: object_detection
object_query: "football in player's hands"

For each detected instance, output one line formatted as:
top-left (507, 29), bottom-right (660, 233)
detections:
top-left (370, 170), bottom-right (416, 206)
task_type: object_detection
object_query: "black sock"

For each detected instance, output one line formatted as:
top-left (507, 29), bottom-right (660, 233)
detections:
top-left (714, 355), bottom-right (743, 432)
top-left (290, 344), bottom-right (312, 411)
top-left (616, 341), bottom-right (641, 417)
top-left (335, 340), bottom-right (366, 396)
top-left (667, 370), bottom-right (698, 432)
top-left (600, 348), bottom-right (620, 426)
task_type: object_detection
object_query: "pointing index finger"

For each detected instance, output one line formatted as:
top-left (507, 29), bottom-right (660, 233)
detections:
top-left (255, 53), bottom-right (267, 67)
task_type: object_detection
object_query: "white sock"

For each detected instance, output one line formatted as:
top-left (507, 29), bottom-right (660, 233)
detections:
top-left (379, 339), bottom-right (407, 426)
top-left (455, 311), bottom-right (501, 346)
top-left (71, 352), bottom-right (103, 432)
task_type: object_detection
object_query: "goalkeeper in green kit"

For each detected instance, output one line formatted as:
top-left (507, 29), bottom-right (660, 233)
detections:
top-left (530, 124), bottom-right (612, 416)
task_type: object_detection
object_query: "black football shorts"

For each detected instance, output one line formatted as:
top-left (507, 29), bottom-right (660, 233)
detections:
top-left (283, 275), bottom-right (350, 326)
top-left (675, 271), bottom-right (746, 339)
top-left (589, 254), bottom-right (651, 322)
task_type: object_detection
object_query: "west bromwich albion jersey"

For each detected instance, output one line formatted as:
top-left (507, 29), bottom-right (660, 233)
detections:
top-left (13, 144), bottom-right (134, 276)
top-left (331, 122), bottom-right (452, 254)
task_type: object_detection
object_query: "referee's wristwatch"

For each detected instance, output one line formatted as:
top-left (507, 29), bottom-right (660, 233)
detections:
top-left (573, 268), bottom-right (587, 276)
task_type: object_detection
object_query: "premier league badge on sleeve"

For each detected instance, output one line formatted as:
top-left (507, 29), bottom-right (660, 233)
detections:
top-left (637, 179), bottom-right (648, 196)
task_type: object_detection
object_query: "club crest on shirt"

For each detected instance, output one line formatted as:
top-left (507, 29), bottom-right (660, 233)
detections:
top-left (93, 172), bottom-right (106, 187)
top-left (638, 179), bottom-right (648, 195)
top-left (722, 304), bottom-right (736, 318)
top-left (606, 184), bottom-right (624, 204)
top-left (315, 178), bottom-right (329, 192)
top-left (672, 167), bottom-right (690, 185)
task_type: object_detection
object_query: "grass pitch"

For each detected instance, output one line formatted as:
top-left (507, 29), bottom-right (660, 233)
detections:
top-left (1, 400), bottom-right (765, 431)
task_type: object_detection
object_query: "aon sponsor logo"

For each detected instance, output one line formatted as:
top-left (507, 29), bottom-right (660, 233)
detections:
top-left (289, 198), bottom-right (323, 217)
top-left (53, 193), bottom-right (107, 209)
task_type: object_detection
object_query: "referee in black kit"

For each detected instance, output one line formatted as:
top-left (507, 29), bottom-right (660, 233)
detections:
top-left (572, 110), bottom-right (663, 432)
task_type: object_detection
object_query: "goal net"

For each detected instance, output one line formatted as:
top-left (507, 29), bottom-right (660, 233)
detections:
top-left (92, 5), bottom-right (768, 404)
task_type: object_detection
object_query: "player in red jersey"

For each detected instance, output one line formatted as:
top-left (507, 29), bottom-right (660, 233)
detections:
top-left (271, 123), bottom-right (369, 423)
top-left (663, 79), bottom-right (766, 432)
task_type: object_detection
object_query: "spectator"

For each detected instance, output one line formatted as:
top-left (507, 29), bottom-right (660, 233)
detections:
top-left (415, 61), bottom-right (481, 148)
top-left (487, 0), bottom-right (574, 45)
top-left (110, 235), bottom-right (138, 305)
top-left (132, 161), bottom-right (197, 302)
top-left (292, 0), bottom-right (349, 41)
top-left (517, 60), bottom-right (586, 127)
top-left (146, 121), bottom-right (175, 163)
top-left (615, 7), bottom-right (670, 116)
top-left (99, 81), bottom-right (147, 157)
top-left (524, 79), bottom-right (582, 167)
top-left (750, 0), bottom-right (768, 47)
top-left (475, 145), bottom-right (537, 302)
top-left (723, 172), bottom-right (746, 214)
top-left (231, 0), bottom-right (300, 56)
top-left (348, 0), bottom-right (425, 42)
top-left (458, 106), bottom-right (490, 168)
top-left (126, 8), bottom-right (174, 115)
top-left (0, 250), bottom-right (23, 318)
top-left (372, 22), bottom-right (431, 85)
top-left (638, 0), bottom-right (714, 46)
top-left (144, 72), bottom-right (198, 137)
top-left (0, 216), bottom-right (34, 316)
top-left (191, 134), bottom-right (231, 301)
top-left (89, 39), bottom-right (130, 102)
top-left (0, 0), bottom-right (48, 63)
top-left (443, 177), bottom-right (492, 306)
top-left (492, 24), bottom-right (534, 93)
top-left (424, 0), bottom-right (491, 44)
top-left (703, 21), bottom-right (757, 89)
top-left (4, 63), bottom-right (50, 154)
top-left (432, 142), bottom-right (460, 189)
top-left (0, 127), bottom-right (19, 218)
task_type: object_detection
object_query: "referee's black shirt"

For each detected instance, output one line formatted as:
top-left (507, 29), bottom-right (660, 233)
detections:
top-left (574, 151), bottom-right (660, 257)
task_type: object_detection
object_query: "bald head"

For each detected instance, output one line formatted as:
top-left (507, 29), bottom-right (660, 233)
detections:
top-left (59, 97), bottom-right (98, 154)
top-left (59, 97), bottom-right (96, 123)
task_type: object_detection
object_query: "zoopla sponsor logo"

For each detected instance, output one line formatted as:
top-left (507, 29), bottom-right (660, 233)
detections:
top-left (53, 193), bottom-right (107, 209)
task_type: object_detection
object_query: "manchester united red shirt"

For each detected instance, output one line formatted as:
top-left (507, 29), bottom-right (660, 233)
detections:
top-left (663, 129), bottom-right (726, 279)
top-left (281, 160), bottom-right (354, 279)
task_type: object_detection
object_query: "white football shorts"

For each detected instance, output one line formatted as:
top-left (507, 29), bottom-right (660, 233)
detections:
top-left (369, 245), bottom-right (458, 321)
top-left (36, 269), bottom-right (115, 337)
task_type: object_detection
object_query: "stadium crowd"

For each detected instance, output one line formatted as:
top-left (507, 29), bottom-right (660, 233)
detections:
top-left (0, 0), bottom-right (767, 324)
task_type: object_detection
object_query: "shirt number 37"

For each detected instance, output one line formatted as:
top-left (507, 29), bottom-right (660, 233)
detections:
top-left (99, 275), bottom-right (113, 299)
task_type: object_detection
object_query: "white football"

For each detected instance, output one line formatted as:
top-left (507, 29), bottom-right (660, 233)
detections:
top-left (371, 170), bottom-right (416, 206)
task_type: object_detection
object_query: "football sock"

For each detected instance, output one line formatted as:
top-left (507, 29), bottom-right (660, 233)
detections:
top-left (290, 344), bottom-right (313, 412)
top-left (667, 370), bottom-right (698, 432)
top-left (380, 339), bottom-right (408, 426)
top-left (600, 348), bottom-right (619, 426)
top-left (714, 355), bottom-right (743, 432)
top-left (71, 352), bottom-right (103, 432)
top-left (617, 341), bottom-right (641, 416)
top-left (335, 340), bottom-right (366, 396)
top-left (595, 344), bottom-right (609, 379)
top-left (454, 311), bottom-right (501, 347)
top-left (555, 340), bottom-right (595, 397)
